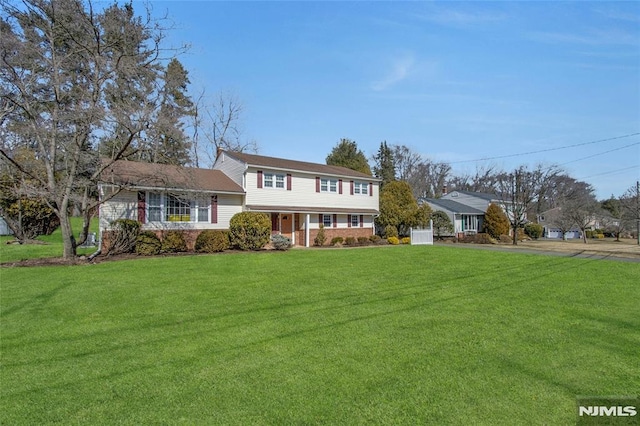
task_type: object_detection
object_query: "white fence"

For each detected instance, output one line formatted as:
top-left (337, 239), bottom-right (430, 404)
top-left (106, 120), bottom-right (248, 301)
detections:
top-left (410, 220), bottom-right (433, 245)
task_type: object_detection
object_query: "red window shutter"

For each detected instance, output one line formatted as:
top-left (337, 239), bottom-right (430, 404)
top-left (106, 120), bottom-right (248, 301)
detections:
top-left (211, 195), bottom-right (218, 224)
top-left (316, 177), bottom-right (320, 192)
top-left (339, 179), bottom-right (343, 194)
top-left (359, 215), bottom-right (364, 228)
top-left (318, 214), bottom-right (323, 226)
top-left (347, 215), bottom-right (352, 228)
top-left (287, 174), bottom-right (292, 191)
top-left (257, 170), bottom-right (263, 188)
top-left (369, 182), bottom-right (373, 196)
top-left (137, 191), bottom-right (146, 224)
top-left (350, 181), bottom-right (354, 195)
top-left (332, 214), bottom-right (337, 228)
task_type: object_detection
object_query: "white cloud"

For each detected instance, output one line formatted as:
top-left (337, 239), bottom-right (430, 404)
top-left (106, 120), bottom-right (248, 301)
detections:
top-left (371, 54), bottom-right (416, 92)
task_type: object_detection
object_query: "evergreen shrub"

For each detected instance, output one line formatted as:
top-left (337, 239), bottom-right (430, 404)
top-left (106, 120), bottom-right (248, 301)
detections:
top-left (195, 230), bottom-right (229, 253)
top-left (161, 230), bottom-right (188, 253)
top-left (136, 231), bottom-right (161, 255)
top-left (229, 212), bottom-right (271, 250)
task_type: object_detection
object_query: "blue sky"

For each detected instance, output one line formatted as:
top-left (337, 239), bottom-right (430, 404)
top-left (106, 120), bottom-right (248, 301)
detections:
top-left (144, 1), bottom-right (638, 199)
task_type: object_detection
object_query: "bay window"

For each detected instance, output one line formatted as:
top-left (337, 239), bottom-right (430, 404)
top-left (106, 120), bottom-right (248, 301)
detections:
top-left (145, 192), bottom-right (210, 223)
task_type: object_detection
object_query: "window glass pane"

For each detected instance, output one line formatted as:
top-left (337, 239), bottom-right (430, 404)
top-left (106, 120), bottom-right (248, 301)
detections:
top-left (361, 183), bottom-right (368, 195)
top-left (323, 214), bottom-right (331, 227)
top-left (321, 179), bottom-right (328, 192)
top-left (276, 174), bottom-right (285, 188)
top-left (264, 173), bottom-right (273, 188)
top-left (354, 183), bottom-right (360, 194)
top-left (148, 192), bottom-right (162, 222)
top-left (166, 195), bottom-right (190, 222)
top-left (351, 215), bottom-right (359, 227)
top-left (329, 180), bottom-right (337, 192)
top-left (198, 207), bottom-right (208, 222)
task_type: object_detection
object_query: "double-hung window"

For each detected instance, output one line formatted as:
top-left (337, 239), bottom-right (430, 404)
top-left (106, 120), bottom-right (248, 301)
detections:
top-left (166, 194), bottom-right (191, 222)
top-left (321, 178), bottom-right (337, 193)
top-left (322, 214), bottom-right (332, 228)
top-left (350, 214), bottom-right (359, 227)
top-left (263, 173), bottom-right (285, 189)
top-left (354, 182), bottom-right (368, 195)
top-left (147, 192), bottom-right (162, 222)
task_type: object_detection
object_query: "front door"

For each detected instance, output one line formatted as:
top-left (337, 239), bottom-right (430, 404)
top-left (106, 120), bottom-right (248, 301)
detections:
top-left (281, 214), bottom-right (293, 241)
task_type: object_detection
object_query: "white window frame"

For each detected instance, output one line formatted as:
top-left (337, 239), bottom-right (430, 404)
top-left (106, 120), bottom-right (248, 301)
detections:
top-left (263, 172), bottom-right (285, 189)
top-left (353, 181), bottom-right (368, 195)
top-left (146, 192), bottom-right (210, 223)
top-left (322, 214), bottom-right (332, 228)
top-left (321, 178), bottom-right (338, 193)
top-left (350, 214), bottom-right (359, 227)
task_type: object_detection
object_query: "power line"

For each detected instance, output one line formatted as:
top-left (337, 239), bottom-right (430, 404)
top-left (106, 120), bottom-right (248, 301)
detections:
top-left (578, 165), bottom-right (639, 180)
top-left (559, 142), bottom-right (640, 166)
top-left (448, 132), bottom-right (640, 164)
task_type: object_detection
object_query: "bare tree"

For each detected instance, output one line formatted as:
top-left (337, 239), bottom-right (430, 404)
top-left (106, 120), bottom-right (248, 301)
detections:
top-left (496, 166), bottom-right (539, 245)
top-left (192, 90), bottom-right (257, 167)
top-left (449, 163), bottom-right (501, 194)
top-left (564, 193), bottom-right (599, 244)
top-left (0, 0), bottom-right (183, 258)
top-left (620, 181), bottom-right (640, 245)
top-left (392, 145), bottom-right (451, 198)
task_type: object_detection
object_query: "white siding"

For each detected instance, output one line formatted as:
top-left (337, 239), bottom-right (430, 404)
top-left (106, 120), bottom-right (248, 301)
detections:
top-left (246, 168), bottom-right (379, 212)
top-left (99, 189), bottom-right (137, 230)
top-left (444, 192), bottom-right (490, 211)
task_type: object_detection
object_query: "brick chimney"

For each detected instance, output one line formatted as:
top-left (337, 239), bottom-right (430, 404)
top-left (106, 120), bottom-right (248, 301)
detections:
top-left (442, 184), bottom-right (448, 196)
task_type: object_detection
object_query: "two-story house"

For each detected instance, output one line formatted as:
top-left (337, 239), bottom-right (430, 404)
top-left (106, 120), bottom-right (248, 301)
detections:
top-left (212, 151), bottom-right (380, 246)
top-left (98, 151), bottom-right (380, 249)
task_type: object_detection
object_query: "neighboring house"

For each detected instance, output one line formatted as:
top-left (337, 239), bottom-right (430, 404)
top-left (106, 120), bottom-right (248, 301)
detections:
top-left (213, 151), bottom-right (380, 246)
top-left (441, 190), bottom-right (525, 224)
top-left (535, 207), bottom-right (610, 239)
top-left (0, 217), bottom-right (14, 236)
top-left (420, 198), bottom-right (485, 238)
top-left (99, 151), bottom-right (380, 249)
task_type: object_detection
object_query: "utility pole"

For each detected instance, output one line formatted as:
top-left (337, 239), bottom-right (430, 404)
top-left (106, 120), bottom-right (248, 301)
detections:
top-left (636, 180), bottom-right (639, 245)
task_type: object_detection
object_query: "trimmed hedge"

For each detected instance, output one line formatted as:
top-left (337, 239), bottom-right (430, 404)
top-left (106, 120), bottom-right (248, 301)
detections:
top-left (161, 230), bottom-right (188, 253)
top-left (136, 231), bottom-right (161, 255)
top-left (195, 230), bottom-right (229, 253)
top-left (229, 212), bottom-right (271, 250)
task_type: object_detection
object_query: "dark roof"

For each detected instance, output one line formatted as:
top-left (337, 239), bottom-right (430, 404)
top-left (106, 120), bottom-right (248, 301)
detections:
top-left (448, 190), bottom-right (496, 201)
top-left (223, 151), bottom-right (377, 180)
top-left (246, 205), bottom-right (379, 214)
top-left (100, 160), bottom-right (244, 194)
top-left (421, 198), bottom-right (485, 215)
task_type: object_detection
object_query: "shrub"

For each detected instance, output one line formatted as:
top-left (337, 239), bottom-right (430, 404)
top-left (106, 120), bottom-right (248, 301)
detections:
top-left (344, 236), bottom-right (356, 246)
top-left (107, 219), bottom-right (140, 255)
top-left (401, 237), bottom-right (411, 244)
top-left (271, 234), bottom-right (291, 250)
top-left (229, 212), bottom-right (271, 250)
top-left (499, 235), bottom-right (513, 244)
top-left (387, 236), bottom-right (400, 245)
top-left (357, 236), bottom-right (370, 245)
top-left (136, 231), bottom-right (161, 255)
top-left (524, 223), bottom-right (543, 240)
top-left (195, 230), bottom-right (229, 253)
top-left (0, 197), bottom-right (60, 240)
top-left (369, 235), bottom-right (381, 244)
top-left (460, 233), bottom-right (494, 244)
top-left (331, 236), bottom-right (344, 246)
top-left (483, 203), bottom-right (510, 239)
top-left (384, 225), bottom-right (398, 238)
top-left (161, 230), bottom-right (188, 253)
top-left (314, 224), bottom-right (327, 246)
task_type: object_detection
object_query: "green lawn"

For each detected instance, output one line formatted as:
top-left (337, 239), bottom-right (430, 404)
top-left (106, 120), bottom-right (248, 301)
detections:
top-left (1, 246), bottom-right (638, 425)
top-left (0, 217), bottom-right (99, 263)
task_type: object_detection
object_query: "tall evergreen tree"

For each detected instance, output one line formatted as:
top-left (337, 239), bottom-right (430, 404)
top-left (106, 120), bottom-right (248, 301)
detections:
top-left (326, 138), bottom-right (371, 175)
top-left (372, 141), bottom-right (395, 187)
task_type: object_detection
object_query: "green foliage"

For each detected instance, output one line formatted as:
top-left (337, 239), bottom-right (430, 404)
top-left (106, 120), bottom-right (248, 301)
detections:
top-left (377, 181), bottom-right (427, 236)
top-left (161, 231), bottom-right (188, 253)
top-left (229, 212), bottom-right (271, 250)
top-left (401, 237), bottom-right (411, 245)
top-left (372, 141), bottom-right (396, 187)
top-left (384, 225), bottom-right (398, 238)
top-left (344, 236), bottom-right (356, 246)
top-left (357, 236), bottom-right (370, 245)
top-left (107, 219), bottom-right (141, 255)
top-left (387, 236), bottom-right (400, 245)
top-left (483, 203), bottom-right (510, 239)
top-left (270, 234), bottom-right (291, 250)
top-left (195, 230), bottom-right (229, 253)
top-left (369, 235), bottom-right (381, 244)
top-left (330, 236), bottom-right (344, 246)
top-left (325, 138), bottom-right (372, 175)
top-left (135, 231), bottom-right (161, 255)
top-left (314, 225), bottom-right (327, 246)
top-left (0, 192), bottom-right (59, 240)
top-left (431, 211), bottom-right (454, 239)
top-left (524, 223), bottom-right (543, 240)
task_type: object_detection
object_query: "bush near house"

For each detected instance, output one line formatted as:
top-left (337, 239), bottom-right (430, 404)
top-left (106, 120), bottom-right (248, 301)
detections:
top-left (161, 231), bottom-right (188, 253)
top-left (136, 231), bottom-right (161, 255)
top-left (229, 212), bottom-right (271, 251)
top-left (483, 203), bottom-right (510, 239)
top-left (344, 236), bottom-right (357, 246)
top-left (106, 219), bottom-right (140, 255)
top-left (330, 236), bottom-right (344, 246)
top-left (314, 225), bottom-right (327, 246)
top-left (357, 236), bottom-right (370, 245)
top-left (460, 233), bottom-right (494, 244)
top-left (270, 234), bottom-right (291, 251)
top-left (387, 236), bottom-right (400, 245)
top-left (195, 230), bottom-right (229, 253)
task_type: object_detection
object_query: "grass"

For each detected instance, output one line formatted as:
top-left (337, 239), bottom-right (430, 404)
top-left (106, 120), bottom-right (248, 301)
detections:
top-left (0, 217), bottom-right (99, 263)
top-left (1, 246), bottom-right (638, 424)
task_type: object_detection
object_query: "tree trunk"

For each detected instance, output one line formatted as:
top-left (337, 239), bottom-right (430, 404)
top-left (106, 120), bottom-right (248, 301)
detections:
top-left (59, 210), bottom-right (77, 260)
top-left (512, 225), bottom-right (517, 245)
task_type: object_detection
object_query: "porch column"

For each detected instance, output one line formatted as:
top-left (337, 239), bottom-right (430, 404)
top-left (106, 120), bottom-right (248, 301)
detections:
top-left (305, 214), bottom-right (310, 248)
top-left (291, 214), bottom-right (295, 245)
